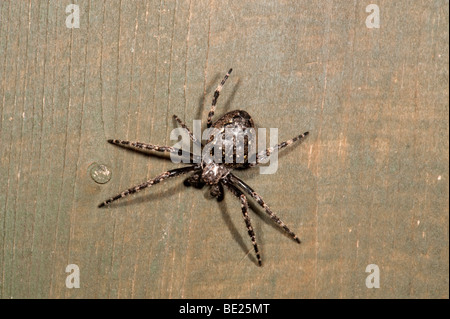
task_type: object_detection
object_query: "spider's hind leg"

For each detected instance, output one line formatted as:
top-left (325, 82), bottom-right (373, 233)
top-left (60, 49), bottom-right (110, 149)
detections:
top-left (229, 173), bottom-right (301, 244)
top-left (223, 180), bottom-right (262, 266)
top-left (99, 165), bottom-right (199, 207)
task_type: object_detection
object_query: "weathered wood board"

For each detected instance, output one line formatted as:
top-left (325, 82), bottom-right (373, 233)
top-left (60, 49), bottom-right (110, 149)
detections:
top-left (0, 0), bottom-right (448, 298)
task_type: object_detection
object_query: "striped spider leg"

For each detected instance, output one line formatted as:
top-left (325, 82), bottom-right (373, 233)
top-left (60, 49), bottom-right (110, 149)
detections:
top-left (98, 165), bottom-right (200, 208)
top-left (222, 179), bottom-right (262, 266)
top-left (207, 68), bottom-right (233, 128)
top-left (251, 131), bottom-right (309, 166)
top-left (228, 173), bottom-right (301, 244)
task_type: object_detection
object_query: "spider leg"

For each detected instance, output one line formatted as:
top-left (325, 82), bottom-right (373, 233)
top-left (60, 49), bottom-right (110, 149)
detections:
top-left (98, 165), bottom-right (200, 207)
top-left (172, 114), bottom-right (203, 148)
top-left (107, 139), bottom-right (200, 163)
top-left (251, 131), bottom-right (309, 166)
top-left (228, 173), bottom-right (301, 243)
top-left (108, 139), bottom-right (176, 152)
top-left (206, 68), bottom-right (232, 128)
top-left (223, 180), bottom-right (262, 266)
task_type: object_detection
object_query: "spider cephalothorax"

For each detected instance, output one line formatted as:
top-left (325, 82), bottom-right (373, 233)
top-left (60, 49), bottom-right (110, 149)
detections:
top-left (99, 69), bottom-right (309, 266)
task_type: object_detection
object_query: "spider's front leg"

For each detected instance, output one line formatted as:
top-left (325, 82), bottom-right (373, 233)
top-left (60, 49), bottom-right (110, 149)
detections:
top-left (223, 179), bottom-right (262, 266)
top-left (207, 68), bottom-right (232, 128)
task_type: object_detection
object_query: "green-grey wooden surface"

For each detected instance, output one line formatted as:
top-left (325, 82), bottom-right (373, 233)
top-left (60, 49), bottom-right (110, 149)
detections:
top-left (0, 0), bottom-right (448, 299)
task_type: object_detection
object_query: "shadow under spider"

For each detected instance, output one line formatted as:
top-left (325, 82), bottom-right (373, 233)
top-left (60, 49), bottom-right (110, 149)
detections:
top-left (216, 197), bottom-right (259, 267)
top-left (103, 176), bottom-right (260, 266)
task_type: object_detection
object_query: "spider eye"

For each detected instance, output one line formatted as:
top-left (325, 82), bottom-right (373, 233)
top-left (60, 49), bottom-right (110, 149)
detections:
top-left (178, 149), bottom-right (182, 156)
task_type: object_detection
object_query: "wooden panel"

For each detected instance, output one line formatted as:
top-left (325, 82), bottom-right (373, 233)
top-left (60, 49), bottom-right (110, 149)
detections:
top-left (0, 0), bottom-right (448, 298)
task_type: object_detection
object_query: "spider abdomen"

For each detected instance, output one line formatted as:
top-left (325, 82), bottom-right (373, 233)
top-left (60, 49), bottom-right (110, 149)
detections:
top-left (208, 110), bottom-right (256, 168)
top-left (211, 110), bottom-right (254, 129)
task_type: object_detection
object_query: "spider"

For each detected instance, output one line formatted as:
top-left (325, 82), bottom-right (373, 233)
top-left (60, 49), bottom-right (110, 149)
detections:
top-left (98, 69), bottom-right (309, 266)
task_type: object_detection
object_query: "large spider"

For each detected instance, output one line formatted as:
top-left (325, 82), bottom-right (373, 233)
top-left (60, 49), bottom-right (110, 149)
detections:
top-left (98, 69), bottom-right (309, 266)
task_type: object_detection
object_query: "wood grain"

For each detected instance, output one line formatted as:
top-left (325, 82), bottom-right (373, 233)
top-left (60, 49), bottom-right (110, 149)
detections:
top-left (0, 0), bottom-right (448, 298)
